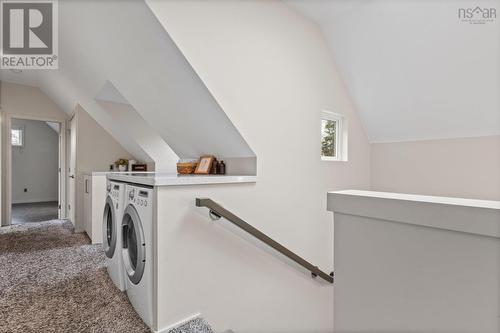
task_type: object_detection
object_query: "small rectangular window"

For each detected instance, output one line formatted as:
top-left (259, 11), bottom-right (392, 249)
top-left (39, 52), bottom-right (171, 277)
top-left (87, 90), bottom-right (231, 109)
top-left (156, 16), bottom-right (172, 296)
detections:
top-left (11, 127), bottom-right (24, 147)
top-left (321, 118), bottom-right (337, 158)
top-left (321, 111), bottom-right (347, 161)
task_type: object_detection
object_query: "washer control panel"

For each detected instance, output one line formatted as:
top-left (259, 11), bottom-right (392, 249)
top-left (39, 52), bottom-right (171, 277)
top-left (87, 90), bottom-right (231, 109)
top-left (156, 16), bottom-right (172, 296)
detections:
top-left (128, 188), bottom-right (150, 207)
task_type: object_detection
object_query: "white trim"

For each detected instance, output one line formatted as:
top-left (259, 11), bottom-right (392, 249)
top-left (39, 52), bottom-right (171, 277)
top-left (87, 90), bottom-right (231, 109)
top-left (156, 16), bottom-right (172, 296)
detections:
top-left (12, 198), bottom-right (59, 205)
top-left (59, 121), bottom-right (67, 219)
top-left (156, 313), bottom-right (202, 333)
top-left (321, 110), bottom-right (343, 122)
top-left (327, 190), bottom-right (500, 238)
top-left (67, 113), bottom-right (77, 228)
top-left (370, 133), bottom-right (500, 144)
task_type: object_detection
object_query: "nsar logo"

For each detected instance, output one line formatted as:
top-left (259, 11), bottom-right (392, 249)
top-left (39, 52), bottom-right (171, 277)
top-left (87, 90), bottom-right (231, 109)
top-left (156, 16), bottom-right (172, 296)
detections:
top-left (458, 6), bottom-right (496, 24)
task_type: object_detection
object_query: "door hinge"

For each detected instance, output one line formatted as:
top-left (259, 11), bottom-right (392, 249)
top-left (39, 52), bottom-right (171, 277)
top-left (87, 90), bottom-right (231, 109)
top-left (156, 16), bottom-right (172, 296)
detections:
top-left (68, 204), bottom-right (71, 210)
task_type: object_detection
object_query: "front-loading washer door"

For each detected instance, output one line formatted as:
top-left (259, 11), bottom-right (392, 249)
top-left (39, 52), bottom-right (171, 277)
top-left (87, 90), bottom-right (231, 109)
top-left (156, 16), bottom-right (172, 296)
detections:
top-left (122, 205), bottom-right (146, 285)
top-left (103, 196), bottom-right (117, 259)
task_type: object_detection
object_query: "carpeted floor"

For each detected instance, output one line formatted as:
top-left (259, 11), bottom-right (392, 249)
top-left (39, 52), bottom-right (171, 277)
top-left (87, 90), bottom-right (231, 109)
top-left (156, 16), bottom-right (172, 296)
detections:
top-left (0, 219), bottom-right (151, 333)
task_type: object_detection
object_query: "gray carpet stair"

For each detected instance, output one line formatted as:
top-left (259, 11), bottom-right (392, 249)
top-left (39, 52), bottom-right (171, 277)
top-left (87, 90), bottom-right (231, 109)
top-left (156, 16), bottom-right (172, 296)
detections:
top-left (166, 317), bottom-right (233, 333)
top-left (167, 317), bottom-right (214, 333)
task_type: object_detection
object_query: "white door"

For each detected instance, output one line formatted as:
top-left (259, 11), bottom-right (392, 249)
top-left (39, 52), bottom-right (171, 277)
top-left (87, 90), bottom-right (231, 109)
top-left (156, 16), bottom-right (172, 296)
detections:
top-left (68, 116), bottom-right (77, 225)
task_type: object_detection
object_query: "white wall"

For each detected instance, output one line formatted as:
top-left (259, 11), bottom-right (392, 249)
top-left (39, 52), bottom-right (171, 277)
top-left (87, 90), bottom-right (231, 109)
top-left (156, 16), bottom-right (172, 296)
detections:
top-left (73, 104), bottom-right (134, 232)
top-left (145, 0), bottom-right (371, 331)
top-left (96, 100), bottom-right (178, 172)
top-left (38, 72), bottom-right (155, 165)
top-left (287, 0), bottom-right (500, 143)
top-left (371, 135), bottom-right (500, 201)
top-left (0, 82), bottom-right (68, 120)
top-left (95, 81), bottom-right (178, 173)
top-left (30, 0), bottom-right (255, 165)
top-left (285, 1), bottom-right (500, 202)
top-left (328, 192), bottom-right (500, 332)
top-left (11, 119), bottom-right (59, 204)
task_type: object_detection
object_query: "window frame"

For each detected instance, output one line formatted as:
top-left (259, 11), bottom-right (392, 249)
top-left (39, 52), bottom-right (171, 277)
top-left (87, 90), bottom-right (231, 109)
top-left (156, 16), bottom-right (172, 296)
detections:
top-left (11, 125), bottom-right (25, 147)
top-left (321, 110), bottom-right (347, 162)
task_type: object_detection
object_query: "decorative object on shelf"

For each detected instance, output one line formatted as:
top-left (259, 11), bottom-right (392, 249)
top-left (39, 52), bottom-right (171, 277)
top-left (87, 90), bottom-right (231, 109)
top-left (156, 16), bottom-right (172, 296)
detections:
top-left (132, 164), bottom-right (148, 172)
top-left (128, 159), bottom-right (137, 171)
top-left (218, 160), bottom-right (226, 175)
top-left (194, 155), bottom-right (214, 174)
top-left (115, 158), bottom-right (129, 172)
top-left (176, 160), bottom-right (197, 174)
top-left (210, 158), bottom-right (219, 174)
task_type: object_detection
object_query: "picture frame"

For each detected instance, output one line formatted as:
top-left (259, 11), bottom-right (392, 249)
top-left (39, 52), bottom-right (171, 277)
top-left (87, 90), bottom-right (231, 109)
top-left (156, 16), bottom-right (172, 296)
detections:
top-left (194, 155), bottom-right (214, 174)
top-left (132, 164), bottom-right (148, 172)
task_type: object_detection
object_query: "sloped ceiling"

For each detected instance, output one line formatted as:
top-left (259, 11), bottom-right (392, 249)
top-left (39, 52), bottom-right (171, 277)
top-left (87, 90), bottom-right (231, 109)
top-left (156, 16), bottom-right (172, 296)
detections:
top-left (0, 70), bottom-right (38, 87)
top-left (45, 121), bottom-right (60, 133)
top-left (95, 81), bottom-right (179, 173)
top-left (2, 0), bottom-right (255, 164)
top-left (287, 0), bottom-right (500, 142)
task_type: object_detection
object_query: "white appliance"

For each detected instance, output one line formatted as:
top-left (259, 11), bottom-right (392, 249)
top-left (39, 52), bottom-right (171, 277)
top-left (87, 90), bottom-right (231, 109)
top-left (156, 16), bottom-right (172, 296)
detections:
top-left (102, 180), bottom-right (127, 291)
top-left (121, 184), bottom-right (155, 329)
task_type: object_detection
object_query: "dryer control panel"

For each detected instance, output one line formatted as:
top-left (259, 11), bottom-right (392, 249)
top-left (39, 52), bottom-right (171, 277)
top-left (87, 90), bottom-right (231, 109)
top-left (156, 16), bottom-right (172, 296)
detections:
top-left (111, 185), bottom-right (120, 200)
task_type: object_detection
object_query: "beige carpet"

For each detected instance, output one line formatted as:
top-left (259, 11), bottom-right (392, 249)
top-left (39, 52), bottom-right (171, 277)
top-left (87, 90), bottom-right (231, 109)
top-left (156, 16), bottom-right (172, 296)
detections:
top-left (0, 220), bottom-right (151, 333)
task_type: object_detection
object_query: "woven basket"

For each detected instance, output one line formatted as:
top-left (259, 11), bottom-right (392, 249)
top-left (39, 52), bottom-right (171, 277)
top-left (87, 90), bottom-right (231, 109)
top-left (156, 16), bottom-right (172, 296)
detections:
top-left (177, 162), bottom-right (197, 174)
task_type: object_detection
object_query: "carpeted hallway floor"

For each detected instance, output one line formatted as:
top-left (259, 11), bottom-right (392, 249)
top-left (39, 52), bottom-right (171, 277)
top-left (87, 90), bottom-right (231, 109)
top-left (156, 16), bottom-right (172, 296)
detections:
top-left (0, 219), bottom-right (151, 333)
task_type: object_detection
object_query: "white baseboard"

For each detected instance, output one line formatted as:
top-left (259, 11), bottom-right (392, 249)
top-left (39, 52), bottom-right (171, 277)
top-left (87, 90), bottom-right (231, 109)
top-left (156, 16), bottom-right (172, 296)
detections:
top-left (12, 198), bottom-right (58, 205)
top-left (156, 313), bottom-right (201, 333)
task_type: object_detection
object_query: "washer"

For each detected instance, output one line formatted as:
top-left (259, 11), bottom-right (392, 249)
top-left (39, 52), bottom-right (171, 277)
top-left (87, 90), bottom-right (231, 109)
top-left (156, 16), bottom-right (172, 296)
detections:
top-left (102, 180), bottom-right (127, 291)
top-left (121, 184), bottom-right (155, 329)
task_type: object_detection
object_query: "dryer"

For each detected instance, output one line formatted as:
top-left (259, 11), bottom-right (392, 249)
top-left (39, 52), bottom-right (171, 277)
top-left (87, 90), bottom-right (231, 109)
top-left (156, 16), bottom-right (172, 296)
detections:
top-left (102, 180), bottom-right (127, 291)
top-left (121, 183), bottom-right (155, 329)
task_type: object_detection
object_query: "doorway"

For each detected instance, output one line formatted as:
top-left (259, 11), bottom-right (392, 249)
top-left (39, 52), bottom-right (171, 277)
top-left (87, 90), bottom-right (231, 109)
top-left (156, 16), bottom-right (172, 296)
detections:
top-left (10, 118), bottom-right (61, 224)
top-left (1, 113), bottom-right (67, 226)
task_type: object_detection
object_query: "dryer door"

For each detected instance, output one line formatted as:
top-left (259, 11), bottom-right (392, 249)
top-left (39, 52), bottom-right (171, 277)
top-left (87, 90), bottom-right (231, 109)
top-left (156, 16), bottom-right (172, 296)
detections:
top-left (122, 205), bottom-right (146, 285)
top-left (103, 196), bottom-right (117, 258)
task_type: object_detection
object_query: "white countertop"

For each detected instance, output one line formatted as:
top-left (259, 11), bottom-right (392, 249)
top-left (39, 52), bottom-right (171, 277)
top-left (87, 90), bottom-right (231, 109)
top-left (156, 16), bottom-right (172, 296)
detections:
top-left (328, 190), bottom-right (500, 238)
top-left (82, 171), bottom-right (156, 176)
top-left (106, 172), bottom-right (257, 186)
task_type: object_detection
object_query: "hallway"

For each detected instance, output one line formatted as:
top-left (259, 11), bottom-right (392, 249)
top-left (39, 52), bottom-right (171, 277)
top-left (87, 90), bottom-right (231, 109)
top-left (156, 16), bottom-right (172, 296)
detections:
top-left (11, 201), bottom-right (58, 224)
top-left (0, 220), bottom-right (150, 333)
